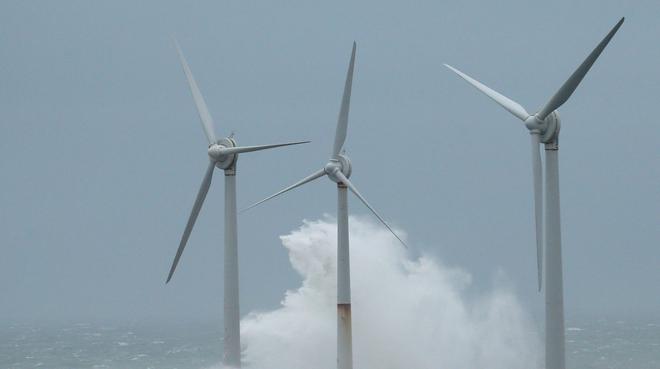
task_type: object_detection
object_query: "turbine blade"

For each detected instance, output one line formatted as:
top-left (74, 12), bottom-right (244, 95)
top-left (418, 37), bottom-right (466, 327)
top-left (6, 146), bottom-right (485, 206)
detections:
top-left (530, 132), bottom-right (543, 292)
top-left (216, 141), bottom-right (310, 156)
top-left (332, 42), bottom-right (357, 158)
top-left (537, 17), bottom-right (624, 120)
top-left (166, 161), bottom-right (215, 283)
top-left (174, 39), bottom-right (218, 145)
top-left (444, 64), bottom-right (530, 121)
top-left (333, 171), bottom-right (408, 248)
top-left (241, 168), bottom-right (326, 212)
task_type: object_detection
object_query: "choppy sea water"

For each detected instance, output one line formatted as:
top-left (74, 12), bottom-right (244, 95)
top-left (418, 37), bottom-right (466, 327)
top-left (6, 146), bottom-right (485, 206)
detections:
top-left (1, 321), bottom-right (222, 369)
top-left (565, 317), bottom-right (660, 369)
top-left (1, 317), bottom-right (658, 369)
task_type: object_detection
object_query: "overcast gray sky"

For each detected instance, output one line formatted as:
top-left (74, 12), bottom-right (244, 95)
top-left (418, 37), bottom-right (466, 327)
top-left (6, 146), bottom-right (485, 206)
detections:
top-left (1, 0), bottom-right (658, 324)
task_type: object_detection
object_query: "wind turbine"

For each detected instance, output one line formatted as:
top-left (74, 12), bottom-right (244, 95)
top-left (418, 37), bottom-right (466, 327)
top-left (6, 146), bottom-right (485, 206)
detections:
top-left (243, 42), bottom-right (406, 369)
top-left (165, 41), bottom-right (309, 369)
top-left (445, 18), bottom-right (623, 369)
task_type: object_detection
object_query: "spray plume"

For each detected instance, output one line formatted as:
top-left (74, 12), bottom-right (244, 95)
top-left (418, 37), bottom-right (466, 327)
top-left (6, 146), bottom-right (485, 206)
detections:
top-left (214, 216), bottom-right (540, 369)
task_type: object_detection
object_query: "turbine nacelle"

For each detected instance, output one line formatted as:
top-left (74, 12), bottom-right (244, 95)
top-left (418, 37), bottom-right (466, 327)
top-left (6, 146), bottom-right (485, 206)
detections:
top-left (325, 154), bottom-right (352, 183)
top-left (208, 137), bottom-right (238, 170)
top-left (525, 112), bottom-right (561, 144)
top-left (539, 111), bottom-right (561, 144)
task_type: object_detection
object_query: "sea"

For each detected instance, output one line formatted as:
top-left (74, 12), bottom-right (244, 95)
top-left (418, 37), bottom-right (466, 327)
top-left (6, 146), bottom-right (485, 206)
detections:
top-left (2, 316), bottom-right (658, 369)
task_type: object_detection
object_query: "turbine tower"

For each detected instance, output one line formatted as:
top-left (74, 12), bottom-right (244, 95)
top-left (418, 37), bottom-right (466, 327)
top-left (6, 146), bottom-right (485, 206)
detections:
top-left (445, 18), bottom-right (623, 369)
top-left (243, 42), bottom-right (407, 369)
top-left (165, 41), bottom-right (309, 369)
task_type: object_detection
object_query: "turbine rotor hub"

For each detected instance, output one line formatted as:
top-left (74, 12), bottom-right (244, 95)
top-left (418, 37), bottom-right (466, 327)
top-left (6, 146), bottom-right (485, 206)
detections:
top-left (209, 137), bottom-right (238, 170)
top-left (524, 116), bottom-right (545, 132)
top-left (325, 154), bottom-right (352, 183)
top-left (525, 112), bottom-right (561, 144)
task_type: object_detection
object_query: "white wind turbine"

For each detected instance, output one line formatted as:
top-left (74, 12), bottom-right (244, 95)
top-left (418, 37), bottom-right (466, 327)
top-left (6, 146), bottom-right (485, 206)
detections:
top-left (445, 18), bottom-right (624, 369)
top-left (243, 42), bottom-right (407, 369)
top-left (165, 41), bottom-right (309, 369)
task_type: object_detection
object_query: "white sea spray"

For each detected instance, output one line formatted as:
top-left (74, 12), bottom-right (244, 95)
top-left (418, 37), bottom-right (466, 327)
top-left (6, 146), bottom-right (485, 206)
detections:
top-left (233, 216), bottom-right (540, 369)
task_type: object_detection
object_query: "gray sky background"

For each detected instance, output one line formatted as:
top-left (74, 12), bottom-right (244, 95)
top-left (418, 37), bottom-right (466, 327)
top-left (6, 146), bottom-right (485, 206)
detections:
top-left (1, 0), bottom-right (658, 324)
